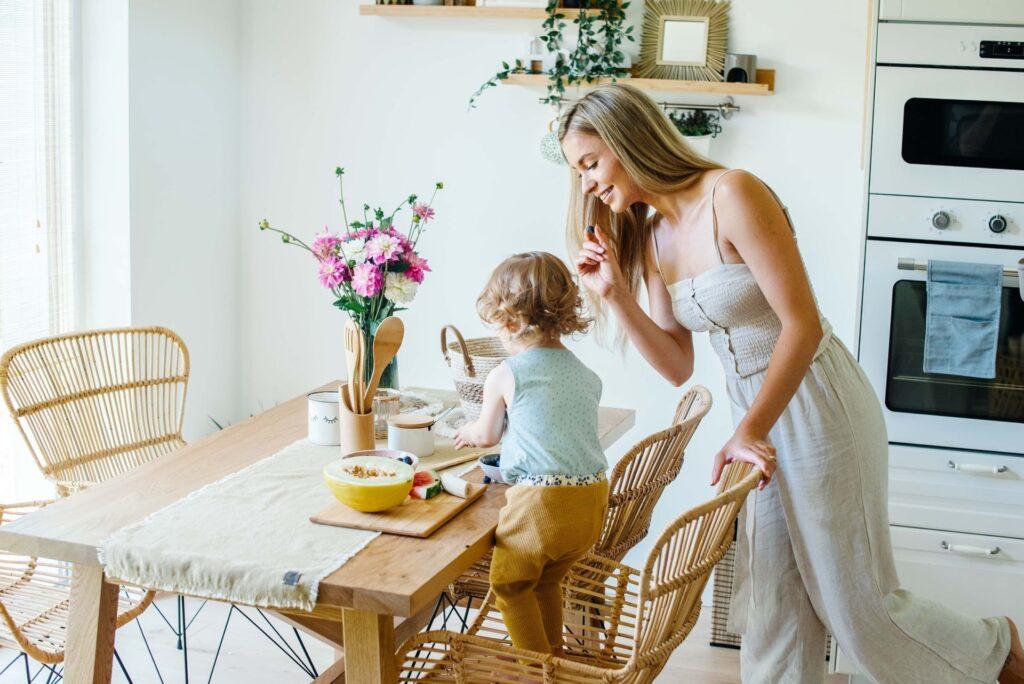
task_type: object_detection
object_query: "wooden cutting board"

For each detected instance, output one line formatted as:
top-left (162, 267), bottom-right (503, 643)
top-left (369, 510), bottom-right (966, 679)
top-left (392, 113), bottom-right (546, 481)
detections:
top-left (416, 445), bottom-right (495, 473)
top-left (309, 482), bottom-right (488, 538)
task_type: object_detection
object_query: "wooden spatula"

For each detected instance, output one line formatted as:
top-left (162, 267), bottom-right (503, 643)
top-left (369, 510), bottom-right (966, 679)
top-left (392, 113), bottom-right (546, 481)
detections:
top-left (363, 317), bottom-right (405, 407)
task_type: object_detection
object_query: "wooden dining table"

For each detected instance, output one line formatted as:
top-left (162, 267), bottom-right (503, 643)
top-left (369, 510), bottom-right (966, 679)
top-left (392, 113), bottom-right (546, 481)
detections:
top-left (0, 384), bottom-right (635, 684)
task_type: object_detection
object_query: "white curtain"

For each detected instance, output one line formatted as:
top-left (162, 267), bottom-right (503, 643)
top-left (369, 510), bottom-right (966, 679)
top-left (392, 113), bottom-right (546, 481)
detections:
top-left (0, 0), bottom-right (76, 501)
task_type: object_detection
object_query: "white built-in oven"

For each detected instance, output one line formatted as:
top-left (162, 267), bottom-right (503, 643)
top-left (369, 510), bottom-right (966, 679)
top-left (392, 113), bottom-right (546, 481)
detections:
top-left (859, 234), bottom-right (1024, 455)
top-left (870, 23), bottom-right (1024, 202)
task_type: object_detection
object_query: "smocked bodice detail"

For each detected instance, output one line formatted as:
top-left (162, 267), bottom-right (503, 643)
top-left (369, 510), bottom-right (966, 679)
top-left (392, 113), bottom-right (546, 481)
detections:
top-left (667, 263), bottom-right (832, 379)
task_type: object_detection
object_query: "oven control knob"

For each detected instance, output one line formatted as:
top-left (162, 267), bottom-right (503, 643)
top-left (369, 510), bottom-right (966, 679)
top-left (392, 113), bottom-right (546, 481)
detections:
top-left (931, 211), bottom-right (951, 229)
top-left (989, 215), bottom-right (1008, 234)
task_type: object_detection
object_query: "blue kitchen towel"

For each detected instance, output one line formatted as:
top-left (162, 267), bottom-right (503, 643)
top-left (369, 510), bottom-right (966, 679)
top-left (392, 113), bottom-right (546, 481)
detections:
top-left (924, 260), bottom-right (1002, 379)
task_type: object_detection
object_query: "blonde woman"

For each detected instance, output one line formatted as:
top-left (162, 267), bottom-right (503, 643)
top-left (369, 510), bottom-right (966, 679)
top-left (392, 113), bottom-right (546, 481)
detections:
top-left (560, 83), bottom-right (1021, 684)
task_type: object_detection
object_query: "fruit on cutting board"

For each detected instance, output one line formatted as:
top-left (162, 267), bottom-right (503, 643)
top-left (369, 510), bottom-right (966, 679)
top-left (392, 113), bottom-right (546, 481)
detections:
top-left (323, 454), bottom-right (414, 512)
top-left (410, 469), bottom-right (443, 500)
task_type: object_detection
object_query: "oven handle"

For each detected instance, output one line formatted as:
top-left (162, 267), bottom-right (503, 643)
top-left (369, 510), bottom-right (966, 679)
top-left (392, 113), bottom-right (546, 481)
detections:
top-left (946, 460), bottom-right (1009, 475)
top-left (898, 258), bottom-right (1020, 279)
top-left (941, 541), bottom-right (1001, 556)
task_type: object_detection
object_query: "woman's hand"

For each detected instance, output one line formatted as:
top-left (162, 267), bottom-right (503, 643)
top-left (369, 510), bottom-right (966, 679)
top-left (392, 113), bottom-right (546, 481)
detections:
top-left (710, 430), bottom-right (777, 491)
top-left (575, 224), bottom-right (625, 300)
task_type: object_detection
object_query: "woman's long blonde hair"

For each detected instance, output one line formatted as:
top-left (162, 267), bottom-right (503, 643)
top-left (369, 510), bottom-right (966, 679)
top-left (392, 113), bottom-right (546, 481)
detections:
top-left (558, 83), bottom-right (722, 322)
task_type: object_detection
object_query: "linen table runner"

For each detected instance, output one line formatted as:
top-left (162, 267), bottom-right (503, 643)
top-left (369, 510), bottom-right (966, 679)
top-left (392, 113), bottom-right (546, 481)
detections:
top-left (99, 440), bottom-right (378, 612)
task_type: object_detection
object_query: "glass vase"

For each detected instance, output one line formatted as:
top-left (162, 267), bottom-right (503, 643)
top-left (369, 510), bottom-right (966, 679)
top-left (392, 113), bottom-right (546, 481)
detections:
top-left (360, 318), bottom-right (400, 392)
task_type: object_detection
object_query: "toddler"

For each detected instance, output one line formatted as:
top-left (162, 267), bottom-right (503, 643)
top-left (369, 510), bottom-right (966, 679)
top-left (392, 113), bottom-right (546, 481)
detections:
top-left (455, 251), bottom-right (609, 656)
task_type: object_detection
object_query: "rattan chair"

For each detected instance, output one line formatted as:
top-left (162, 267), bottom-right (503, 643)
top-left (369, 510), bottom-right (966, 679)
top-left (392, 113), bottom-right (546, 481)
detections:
top-left (0, 327), bottom-right (188, 672)
top-left (0, 326), bottom-right (190, 497)
top-left (447, 386), bottom-right (713, 609)
top-left (0, 500), bottom-right (151, 668)
top-left (397, 461), bottom-right (760, 683)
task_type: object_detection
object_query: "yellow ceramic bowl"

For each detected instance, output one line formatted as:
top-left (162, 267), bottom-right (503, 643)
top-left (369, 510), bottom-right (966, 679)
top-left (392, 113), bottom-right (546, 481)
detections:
top-left (323, 452), bottom-right (415, 512)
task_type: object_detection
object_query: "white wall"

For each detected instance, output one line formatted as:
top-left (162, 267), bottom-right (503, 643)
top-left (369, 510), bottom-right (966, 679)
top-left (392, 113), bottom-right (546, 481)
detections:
top-left (235, 0), bottom-right (869, 567)
top-left (80, 0), bottom-right (132, 329)
top-left (127, 0), bottom-right (241, 440)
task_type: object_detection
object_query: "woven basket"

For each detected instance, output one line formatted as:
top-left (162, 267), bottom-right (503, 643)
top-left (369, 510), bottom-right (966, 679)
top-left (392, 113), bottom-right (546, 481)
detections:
top-left (440, 324), bottom-right (508, 422)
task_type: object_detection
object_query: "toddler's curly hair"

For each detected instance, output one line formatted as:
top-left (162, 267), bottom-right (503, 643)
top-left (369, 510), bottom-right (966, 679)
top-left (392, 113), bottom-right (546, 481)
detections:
top-left (476, 251), bottom-right (592, 341)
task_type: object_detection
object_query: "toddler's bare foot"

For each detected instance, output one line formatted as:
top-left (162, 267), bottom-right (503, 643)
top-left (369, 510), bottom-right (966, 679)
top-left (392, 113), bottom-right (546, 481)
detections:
top-left (1001, 617), bottom-right (1024, 683)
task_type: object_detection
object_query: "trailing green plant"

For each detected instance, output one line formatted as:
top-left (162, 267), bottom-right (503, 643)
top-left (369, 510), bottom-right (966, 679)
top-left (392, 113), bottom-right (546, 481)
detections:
top-left (469, 0), bottom-right (634, 109)
top-left (668, 109), bottom-right (723, 137)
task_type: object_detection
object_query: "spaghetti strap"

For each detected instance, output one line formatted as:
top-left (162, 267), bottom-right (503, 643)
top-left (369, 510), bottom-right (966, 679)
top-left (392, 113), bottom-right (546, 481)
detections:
top-left (651, 225), bottom-right (667, 282)
top-left (709, 170), bottom-right (798, 264)
top-left (709, 169), bottom-right (742, 265)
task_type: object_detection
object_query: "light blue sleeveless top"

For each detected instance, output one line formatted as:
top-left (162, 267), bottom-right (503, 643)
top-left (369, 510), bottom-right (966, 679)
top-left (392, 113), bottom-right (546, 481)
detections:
top-left (499, 348), bottom-right (608, 484)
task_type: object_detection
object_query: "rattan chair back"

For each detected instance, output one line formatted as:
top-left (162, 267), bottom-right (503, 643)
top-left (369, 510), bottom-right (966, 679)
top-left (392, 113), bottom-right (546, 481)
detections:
top-left (596, 385), bottom-right (712, 561)
top-left (0, 327), bottom-right (189, 495)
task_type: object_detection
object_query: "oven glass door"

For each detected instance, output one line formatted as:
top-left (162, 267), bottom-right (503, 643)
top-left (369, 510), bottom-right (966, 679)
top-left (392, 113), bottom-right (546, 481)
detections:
top-left (886, 280), bottom-right (1024, 422)
top-left (902, 98), bottom-right (1024, 172)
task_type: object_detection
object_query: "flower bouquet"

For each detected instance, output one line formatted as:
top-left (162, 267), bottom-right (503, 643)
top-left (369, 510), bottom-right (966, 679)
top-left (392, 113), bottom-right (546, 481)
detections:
top-left (259, 167), bottom-right (443, 391)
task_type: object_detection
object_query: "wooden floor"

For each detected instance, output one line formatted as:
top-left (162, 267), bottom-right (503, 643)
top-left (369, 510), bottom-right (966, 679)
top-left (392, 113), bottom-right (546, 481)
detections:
top-left (0, 595), bottom-right (850, 682)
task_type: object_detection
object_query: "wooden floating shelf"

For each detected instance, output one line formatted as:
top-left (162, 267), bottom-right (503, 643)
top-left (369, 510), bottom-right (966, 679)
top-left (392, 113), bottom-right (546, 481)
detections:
top-left (359, 4), bottom-right (583, 18)
top-left (504, 68), bottom-right (775, 95)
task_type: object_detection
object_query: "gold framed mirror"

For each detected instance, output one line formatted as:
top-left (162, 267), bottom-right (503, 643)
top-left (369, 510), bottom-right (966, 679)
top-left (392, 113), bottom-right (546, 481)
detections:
top-left (636, 0), bottom-right (729, 81)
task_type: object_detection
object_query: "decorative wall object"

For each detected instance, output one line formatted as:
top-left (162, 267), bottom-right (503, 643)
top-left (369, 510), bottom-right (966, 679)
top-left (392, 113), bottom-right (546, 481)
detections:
top-left (635, 0), bottom-right (729, 81)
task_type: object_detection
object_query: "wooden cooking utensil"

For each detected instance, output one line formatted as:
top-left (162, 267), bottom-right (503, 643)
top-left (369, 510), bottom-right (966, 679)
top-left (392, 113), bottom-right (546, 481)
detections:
top-left (354, 328), bottom-right (365, 413)
top-left (363, 317), bottom-right (405, 407)
top-left (344, 320), bottom-right (362, 413)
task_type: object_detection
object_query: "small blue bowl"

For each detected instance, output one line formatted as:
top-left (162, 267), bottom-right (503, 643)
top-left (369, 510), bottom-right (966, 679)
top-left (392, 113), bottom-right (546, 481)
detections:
top-left (478, 453), bottom-right (505, 484)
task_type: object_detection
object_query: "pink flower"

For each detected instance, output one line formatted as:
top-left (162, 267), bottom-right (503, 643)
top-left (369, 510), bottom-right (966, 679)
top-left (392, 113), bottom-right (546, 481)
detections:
top-left (318, 256), bottom-right (350, 289)
top-left (404, 252), bottom-right (431, 284)
top-left (413, 203), bottom-right (435, 222)
top-left (312, 231), bottom-right (341, 259)
top-left (365, 234), bottom-right (402, 264)
top-left (351, 262), bottom-right (383, 297)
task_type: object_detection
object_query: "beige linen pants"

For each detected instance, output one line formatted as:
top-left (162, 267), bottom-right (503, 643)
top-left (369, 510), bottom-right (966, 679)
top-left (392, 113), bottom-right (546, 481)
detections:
top-left (726, 336), bottom-right (1010, 683)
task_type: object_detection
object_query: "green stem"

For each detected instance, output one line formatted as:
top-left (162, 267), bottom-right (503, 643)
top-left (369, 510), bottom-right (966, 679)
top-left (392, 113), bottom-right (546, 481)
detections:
top-left (338, 173), bottom-right (351, 233)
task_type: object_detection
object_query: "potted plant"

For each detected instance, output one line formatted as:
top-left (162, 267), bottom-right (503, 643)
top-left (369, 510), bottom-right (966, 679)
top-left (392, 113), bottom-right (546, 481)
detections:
top-left (668, 109), bottom-right (721, 157)
top-left (469, 0), bottom-right (634, 108)
top-left (259, 168), bottom-right (443, 391)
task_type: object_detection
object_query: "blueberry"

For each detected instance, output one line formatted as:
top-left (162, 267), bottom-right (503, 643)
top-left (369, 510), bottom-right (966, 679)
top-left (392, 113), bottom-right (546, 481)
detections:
top-left (483, 476), bottom-right (492, 484)
top-left (399, 455), bottom-right (413, 465)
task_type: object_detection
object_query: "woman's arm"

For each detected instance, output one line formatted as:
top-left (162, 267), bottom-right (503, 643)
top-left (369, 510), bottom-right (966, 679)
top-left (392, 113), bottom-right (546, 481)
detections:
top-left (576, 226), bottom-right (695, 385)
top-left (709, 171), bottom-right (823, 486)
top-left (454, 362), bottom-right (511, 449)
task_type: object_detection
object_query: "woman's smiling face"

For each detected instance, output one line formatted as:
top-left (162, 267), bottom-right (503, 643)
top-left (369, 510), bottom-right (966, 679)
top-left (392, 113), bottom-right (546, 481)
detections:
top-left (561, 131), bottom-right (642, 214)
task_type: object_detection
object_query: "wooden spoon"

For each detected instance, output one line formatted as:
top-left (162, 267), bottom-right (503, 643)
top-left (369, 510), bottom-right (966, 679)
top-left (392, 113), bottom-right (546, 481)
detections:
top-left (363, 317), bottom-right (405, 407)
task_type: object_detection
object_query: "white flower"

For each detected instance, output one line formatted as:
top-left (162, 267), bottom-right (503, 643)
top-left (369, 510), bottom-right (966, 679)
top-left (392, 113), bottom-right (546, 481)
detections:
top-left (384, 272), bottom-right (418, 304)
top-left (341, 238), bottom-right (366, 264)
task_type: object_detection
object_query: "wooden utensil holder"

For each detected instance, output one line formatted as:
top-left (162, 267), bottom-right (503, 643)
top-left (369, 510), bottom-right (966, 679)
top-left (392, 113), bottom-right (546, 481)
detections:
top-left (339, 382), bottom-right (376, 455)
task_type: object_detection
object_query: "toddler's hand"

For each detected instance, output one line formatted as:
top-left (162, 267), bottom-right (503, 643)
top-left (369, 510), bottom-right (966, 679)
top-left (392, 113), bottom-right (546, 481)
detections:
top-left (454, 426), bottom-right (475, 450)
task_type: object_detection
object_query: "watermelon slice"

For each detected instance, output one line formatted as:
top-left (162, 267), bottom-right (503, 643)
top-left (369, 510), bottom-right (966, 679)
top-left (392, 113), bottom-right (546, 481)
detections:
top-left (410, 470), bottom-right (443, 500)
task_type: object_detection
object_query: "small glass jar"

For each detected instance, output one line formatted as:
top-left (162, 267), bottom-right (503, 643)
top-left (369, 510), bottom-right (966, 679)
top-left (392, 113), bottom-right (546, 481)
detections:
top-left (372, 389), bottom-right (401, 439)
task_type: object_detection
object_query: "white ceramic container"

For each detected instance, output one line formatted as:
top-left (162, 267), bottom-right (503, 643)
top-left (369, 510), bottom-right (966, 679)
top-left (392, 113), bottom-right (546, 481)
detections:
top-left (386, 413), bottom-right (436, 458)
top-left (308, 390), bottom-right (341, 445)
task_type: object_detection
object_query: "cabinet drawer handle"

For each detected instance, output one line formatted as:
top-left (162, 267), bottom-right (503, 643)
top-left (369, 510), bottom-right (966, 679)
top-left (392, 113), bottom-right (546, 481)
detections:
top-left (941, 541), bottom-right (1001, 556)
top-left (946, 460), bottom-right (1009, 475)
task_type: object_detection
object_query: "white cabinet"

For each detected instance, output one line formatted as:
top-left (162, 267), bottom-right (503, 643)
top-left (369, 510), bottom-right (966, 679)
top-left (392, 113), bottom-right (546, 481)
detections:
top-left (889, 444), bottom-right (1024, 540)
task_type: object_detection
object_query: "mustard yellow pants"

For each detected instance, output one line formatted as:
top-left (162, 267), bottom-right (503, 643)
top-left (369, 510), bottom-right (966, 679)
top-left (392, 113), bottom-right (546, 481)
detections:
top-left (489, 479), bottom-right (609, 655)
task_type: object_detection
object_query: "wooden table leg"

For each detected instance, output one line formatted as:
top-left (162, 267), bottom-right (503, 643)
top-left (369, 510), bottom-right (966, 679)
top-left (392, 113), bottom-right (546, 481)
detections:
top-left (64, 565), bottom-right (118, 683)
top-left (342, 608), bottom-right (397, 684)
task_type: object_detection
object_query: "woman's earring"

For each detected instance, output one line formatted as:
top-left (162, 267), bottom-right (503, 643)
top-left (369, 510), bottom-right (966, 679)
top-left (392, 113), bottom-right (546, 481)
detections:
top-left (540, 117), bottom-right (566, 166)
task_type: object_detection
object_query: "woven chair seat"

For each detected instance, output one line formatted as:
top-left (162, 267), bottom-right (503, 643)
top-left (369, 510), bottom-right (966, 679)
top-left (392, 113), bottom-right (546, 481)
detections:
top-left (400, 462), bottom-right (761, 684)
top-left (0, 501), bottom-right (153, 664)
